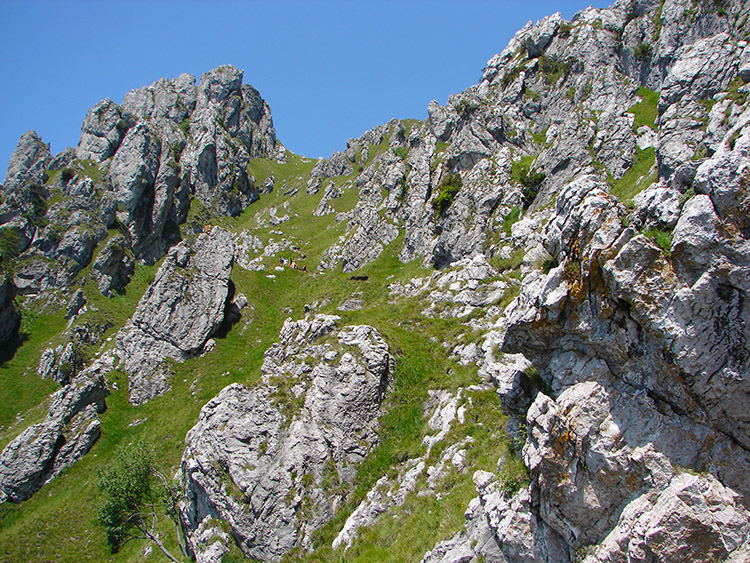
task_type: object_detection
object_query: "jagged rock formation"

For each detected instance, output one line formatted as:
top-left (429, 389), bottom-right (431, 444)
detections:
top-left (0, 353), bottom-right (111, 503)
top-left (0, 64), bottom-right (277, 298)
top-left (179, 315), bottom-right (392, 561)
top-left (116, 226), bottom-right (234, 404)
top-left (2, 0), bottom-right (750, 560)
top-left (0, 272), bottom-right (20, 345)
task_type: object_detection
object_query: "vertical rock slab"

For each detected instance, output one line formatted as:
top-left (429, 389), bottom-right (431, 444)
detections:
top-left (116, 227), bottom-right (234, 405)
top-left (76, 99), bottom-right (132, 162)
top-left (2, 129), bottom-right (52, 191)
top-left (0, 272), bottom-right (20, 346)
top-left (0, 353), bottom-right (112, 503)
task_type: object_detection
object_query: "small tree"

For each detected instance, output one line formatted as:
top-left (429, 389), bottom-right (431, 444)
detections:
top-left (98, 440), bottom-right (185, 562)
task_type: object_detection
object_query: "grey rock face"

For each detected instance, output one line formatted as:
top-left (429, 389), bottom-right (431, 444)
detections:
top-left (179, 315), bottom-right (392, 561)
top-left (0, 272), bottom-right (20, 346)
top-left (65, 288), bottom-right (86, 319)
top-left (181, 66), bottom-right (274, 217)
top-left (422, 471), bottom-right (568, 563)
top-left (2, 130), bottom-right (51, 190)
top-left (37, 342), bottom-right (79, 386)
top-left (310, 151), bottom-right (353, 179)
top-left (77, 99), bottom-right (131, 162)
top-left (91, 235), bottom-right (134, 297)
top-left (631, 182), bottom-right (681, 230)
top-left (0, 353), bottom-right (111, 503)
top-left (116, 227), bottom-right (234, 404)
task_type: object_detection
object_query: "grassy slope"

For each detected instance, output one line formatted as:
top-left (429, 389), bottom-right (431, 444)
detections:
top-left (0, 140), bottom-right (525, 562)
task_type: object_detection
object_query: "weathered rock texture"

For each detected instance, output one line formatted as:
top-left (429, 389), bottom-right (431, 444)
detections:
top-left (0, 353), bottom-right (111, 503)
top-left (423, 82), bottom-right (750, 563)
top-left (0, 272), bottom-right (20, 345)
top-left (179, 315), bottom-right (392, 561)
top-left (1, 64), bottom-right (277, 298)
top-left (116, 227), bottom-right (234, 404)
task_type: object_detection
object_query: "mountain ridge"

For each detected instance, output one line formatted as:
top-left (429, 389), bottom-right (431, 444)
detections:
top-left (1, 0), bottom-right (749, 561)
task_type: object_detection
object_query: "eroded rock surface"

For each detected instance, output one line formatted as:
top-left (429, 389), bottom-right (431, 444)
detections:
top-left (0, 353), bottom-right (111, 503)
top-left (179, 315), bottom-right (392, 561)
top-left (116, 227), bottom-right (234, 404)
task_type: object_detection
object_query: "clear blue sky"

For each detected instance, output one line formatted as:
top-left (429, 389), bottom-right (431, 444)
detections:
top-left (1, 0), bottom-right (606, 176)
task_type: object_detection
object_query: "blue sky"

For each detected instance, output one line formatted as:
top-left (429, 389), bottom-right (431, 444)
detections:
top-left (0, 0), bottom-right (606, 175)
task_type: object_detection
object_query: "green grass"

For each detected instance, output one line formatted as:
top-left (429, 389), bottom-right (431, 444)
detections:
top-left (610, 147), bottom-right (656, 202)
top-left (510, 156), bottom-right (536, 185)
top-left (0, 309), bottom-right (64, 434)
top-left (0, 144), bottom-right (531, 562)
top-left (644, 227), bottom-right (673, 254)
top-left (502, 206), bottom-right (521, 236)
top-left (629, 87), bottom-right (660, 131)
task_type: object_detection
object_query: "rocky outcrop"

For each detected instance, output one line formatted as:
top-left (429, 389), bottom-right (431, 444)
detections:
top-left (427, 103), bottom-right (750, 561)
top-left (0, 353), bottom-right (111, 503)
top-left (179, 315), bottom-right (392, 561)
top-left (180, 66), bottom-right (274, 217)
top-left (77, 99), bottom-right (132, 162)
top-left (116, 227), bottom-right (234, 404)
top-left (2, 64), bottom-right (277, 299)
top-left (37, 342), bottom-right (80, 386)
top-left (0, 272), bottom-right (20, 345)
top-left (2, 129), bottom-right (52, 190)
top-left (91, 236), bottom-right (134, 297)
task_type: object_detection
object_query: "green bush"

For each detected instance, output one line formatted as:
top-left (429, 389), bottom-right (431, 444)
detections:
top-left (0, 227), bottom-right (22, 264)
top-left (178, 117), bottom-right (191, 137)
top-left (454, 99), bottom-right (479, 115)
top-left (432, 173), bottom-right (463, 216)
top-left (392, 146), bottom-right (408, 161)
top-left (644, 227), bottom-right (673, 254)
top-left (633, 42), bottom-right (652, 61)
top-left (558, 21), bottom-right (573, 38)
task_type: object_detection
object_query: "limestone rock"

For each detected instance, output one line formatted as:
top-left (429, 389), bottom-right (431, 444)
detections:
top-left (310, 151), bottom-right (353, 179)
top-left (0, 353), bottom-right (111, 503)
top-left (65, 288), bottom-right (86, 319)
top-left (0, 272), bottom-right (20, 345)
top-left (179, 315), bottom-right (392, 561)
top-left (77, 99), bottom-right (131, 162)
top-left (2, 130), bottom-right (51, 190)
top-left (632, 183), bottom-right (681, 230)
top-left (37, 342), bottom-right (79, 386)
top-left (116, 227), bottom-right (234, 404)
top-left (91, 236), bottom-right (134, 297)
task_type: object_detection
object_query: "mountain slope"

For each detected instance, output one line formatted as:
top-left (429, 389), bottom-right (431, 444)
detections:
top-left (1, 0), bottom-right (749, 561)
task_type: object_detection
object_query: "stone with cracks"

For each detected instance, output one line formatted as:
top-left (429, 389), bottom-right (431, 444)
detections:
top-left (116, 227), bottom-right (234, 404)
top-left (179, 315), bottom-right (392, 562)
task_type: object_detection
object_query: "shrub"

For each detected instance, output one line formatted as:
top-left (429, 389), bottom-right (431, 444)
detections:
top-left (558, 21), bottom-right (573, 38)
top-left (178, 117), bottom-right (191, 137)
top-left (518, 166), bottom-right (546, 207)
top-left (432, 173), bottom-right (463, 216)
top-left (644, 227), bottom-right (673, 254)
top-left (0, 228), bottom-right (22, 264)
top-left (98, 440), bottom-right (184, 561)
top-left (61, 168), bottom-right (76, 183)
top-left (634, 42), bottom-right (652, 61)
top-left (392, 146), bottom-right (408, 161)
top-left (455, 99), bottom-right (479, 115)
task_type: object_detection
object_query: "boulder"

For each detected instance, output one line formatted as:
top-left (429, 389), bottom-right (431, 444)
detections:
top-left (179, 315), bottom-right (392, 561)
top-left (0, 353), bottom-right (111, 503)
top-left (116, 227), bottom-right (234, 404)
top-left (91, 236), bottom-right (135, 297)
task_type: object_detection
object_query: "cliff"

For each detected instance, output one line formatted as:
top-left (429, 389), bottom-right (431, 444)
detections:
top-left (0, 0), bottom-right (748, 561)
